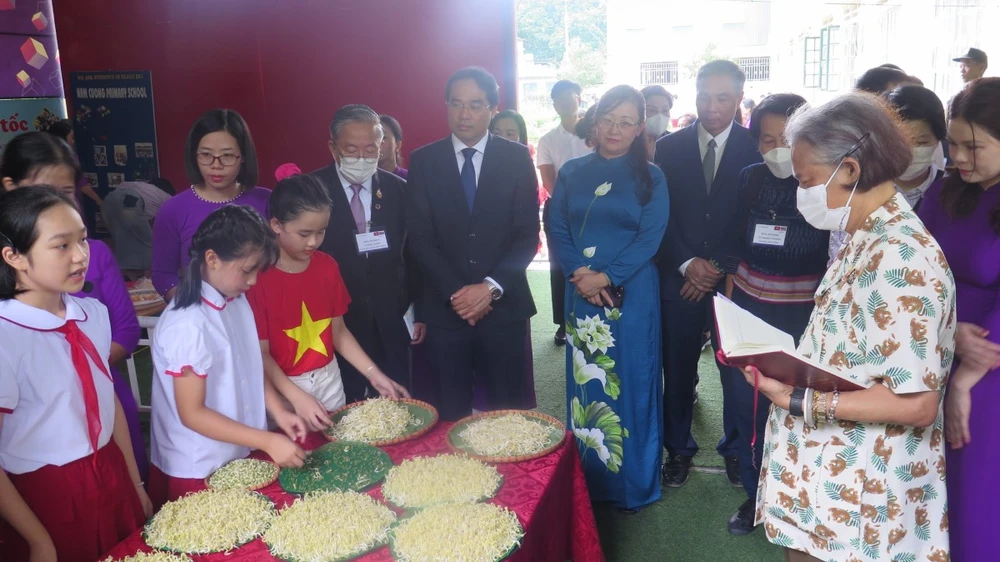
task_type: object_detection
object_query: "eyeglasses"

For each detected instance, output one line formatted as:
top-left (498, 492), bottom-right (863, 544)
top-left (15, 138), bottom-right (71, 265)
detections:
top-left (340, 148), bottom-right (380, 159)
top-left (598, 116), bottom-right (639, 131)
top-left (196, 153), bottom-right (242, 167)
top-left (447, 101), bottom-right (492, 114)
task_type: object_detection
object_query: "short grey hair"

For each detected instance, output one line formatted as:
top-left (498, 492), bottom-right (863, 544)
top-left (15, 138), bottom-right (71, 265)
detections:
top-left (784, 92), bottom-right (911, 192)
top-left (329, 104), bottom-right (384, 141)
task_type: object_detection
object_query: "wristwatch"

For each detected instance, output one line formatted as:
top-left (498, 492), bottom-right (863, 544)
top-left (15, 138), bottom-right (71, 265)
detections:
top-left (484, 278), bottom-right (502, 301)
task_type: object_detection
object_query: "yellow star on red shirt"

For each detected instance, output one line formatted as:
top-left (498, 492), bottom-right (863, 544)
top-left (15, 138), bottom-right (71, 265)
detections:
top-left (283, 302), bottom-right (332, 364)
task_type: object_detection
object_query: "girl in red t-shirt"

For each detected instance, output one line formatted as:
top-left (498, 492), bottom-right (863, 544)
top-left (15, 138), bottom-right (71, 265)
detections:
top-left (248, 174), bottom-right (409, 430)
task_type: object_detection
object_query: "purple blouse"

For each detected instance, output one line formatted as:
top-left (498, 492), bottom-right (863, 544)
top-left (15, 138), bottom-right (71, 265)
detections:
top-left (151, 186), bottom-right (271, 296)
top-left (73, 240), bottom-right (140, 356)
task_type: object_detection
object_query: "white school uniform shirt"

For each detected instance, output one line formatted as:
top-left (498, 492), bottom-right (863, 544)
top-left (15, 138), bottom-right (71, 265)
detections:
top-left (0, 295), bottom-right (116, 474)
top-left (536, 123), bottom-right (592, 173)
top-left (150, 281), bottom-right (267, 479)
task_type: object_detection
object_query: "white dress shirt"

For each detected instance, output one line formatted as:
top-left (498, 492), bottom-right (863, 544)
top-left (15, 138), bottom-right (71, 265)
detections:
top-left (150, 281), bottom-right (267, 479)
top-left (0, 295), bottom-right (117, 474)
top-left (450, 132), bottom-right (503, 294)
top-left (451, 133), bottom-right (490, 186)
top-left (679, 121), bottom-right (737, 277)
top-left (338, 169), bottom-right (373, 225)
top-left (697, 120), bottom-right (735, 180)
top-left (536, 123), bottom-right (592, 173)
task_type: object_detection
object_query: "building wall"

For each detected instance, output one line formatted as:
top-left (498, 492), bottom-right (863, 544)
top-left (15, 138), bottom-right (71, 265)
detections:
top-left (51, 0), bottom-right (517, 189)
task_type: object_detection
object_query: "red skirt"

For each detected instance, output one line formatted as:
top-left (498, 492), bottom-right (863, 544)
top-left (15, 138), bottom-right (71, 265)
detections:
top-left (0, 441), bottom-right (144, 562)
top-left (148, 464), bottom-right (206, 510)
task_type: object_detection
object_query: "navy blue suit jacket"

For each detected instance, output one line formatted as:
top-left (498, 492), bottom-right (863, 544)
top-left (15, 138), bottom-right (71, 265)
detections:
top-left (653, 122), bottom-right (762, 300)
top-left (404, 134), bottom-right (540, 328)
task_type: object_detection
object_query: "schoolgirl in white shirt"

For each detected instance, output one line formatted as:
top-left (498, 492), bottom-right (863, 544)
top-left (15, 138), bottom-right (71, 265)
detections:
top-left (0, 187), bottom-right (150, 562)
top-left (149, 204), bottom-right (307, 508)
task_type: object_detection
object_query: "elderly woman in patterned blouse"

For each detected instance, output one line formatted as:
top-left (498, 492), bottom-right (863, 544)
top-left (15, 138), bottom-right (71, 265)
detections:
top-left (740, 93), bottom-right (957, 562)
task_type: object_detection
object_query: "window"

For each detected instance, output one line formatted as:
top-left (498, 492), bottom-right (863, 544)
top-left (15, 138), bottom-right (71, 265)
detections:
top-left (640, 61), bottom-right (679, 85)
top-left (723, 22), bottom-right (746, 44)
top-left (738, 56), bottom-right (770, 82)
top-left (803, 25), bottom-right (840, 90)
top-left (820, 25), bottom-right (840, 91)
top-left (804, 36), bottom-right (821, 88)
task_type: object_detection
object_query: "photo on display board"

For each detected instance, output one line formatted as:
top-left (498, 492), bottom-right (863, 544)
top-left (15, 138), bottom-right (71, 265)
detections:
top-left (135, 142), bottom-right (153, 158)
top-left (83, 172), bottom-right (98, 188)
top-left (93, 145), bottom-right (107, 166)
top-left (114, 145), bottom-right (128, 167)
top-left (107, 173), bottom-right (124, 188)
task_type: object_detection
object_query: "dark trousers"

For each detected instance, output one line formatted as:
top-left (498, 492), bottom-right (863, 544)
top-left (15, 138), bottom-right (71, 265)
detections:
top-left (340, 319), bottom-right (411, 403)
top-left (543, 198), bottom-right (565, 327)
top-left (426, 320), bottom-right (528, 421)
top-left (729, 286), bottom-right (816, 499)
top-left (661, 296), bottom-right (739, 458)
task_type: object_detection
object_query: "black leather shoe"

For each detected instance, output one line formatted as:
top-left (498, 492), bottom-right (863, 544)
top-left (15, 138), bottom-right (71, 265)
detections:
top-left (728, 498), bottom-right (757, 536)
top-left (554, 326), bottom-right (566, 346)
top-left (724, 455), bottom-right (742, 487)
top-left (661, 454), bottom-right (692, 488)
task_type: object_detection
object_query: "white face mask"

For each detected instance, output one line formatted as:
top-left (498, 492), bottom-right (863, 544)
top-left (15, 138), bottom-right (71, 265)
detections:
top-left (762, 147), bottom-right (794, 179)
top-left (796, 158), bottom-right (860, 232)
top-left (338, 156), bottom-right (379, 184)
top-left (897, 146), bottom-right (937, 181)
top-left (646, 113), bottom-right (670, 137)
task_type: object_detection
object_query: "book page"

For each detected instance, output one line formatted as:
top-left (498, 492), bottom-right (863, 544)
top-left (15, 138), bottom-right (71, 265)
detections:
top-left (714, 294), bottom-right (795, 355)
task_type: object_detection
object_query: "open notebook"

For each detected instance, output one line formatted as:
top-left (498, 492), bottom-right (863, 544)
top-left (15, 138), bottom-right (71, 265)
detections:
top-left (713, 294), bottom-right (864, 392)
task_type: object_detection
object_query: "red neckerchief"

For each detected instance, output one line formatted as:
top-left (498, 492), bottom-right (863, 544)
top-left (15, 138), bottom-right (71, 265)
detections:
top-left (55, 320), bottom-right (113, 464)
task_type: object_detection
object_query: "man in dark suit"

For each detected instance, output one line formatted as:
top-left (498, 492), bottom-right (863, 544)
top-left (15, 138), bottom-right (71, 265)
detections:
top-left (314, 104), bottom-right (423, 402)
top-left (405, 67), bottom-right (540, 421)
top-left (655, 60), bottom-right (762, 489)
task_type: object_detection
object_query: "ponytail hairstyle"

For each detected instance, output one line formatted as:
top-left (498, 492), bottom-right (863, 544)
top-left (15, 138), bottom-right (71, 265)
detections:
top-left (269, 173), bottom-right (333, 224)
top-left (941, 78), bottom-right (1000, 235)
top-left (173, 205), bottom-right (278, 309)
top-left (594, 85), bottom-right (653, 205)
top-left (0, 186), bottom-right (78, 299)
top-left (0, 131), bottom-right (82, 188)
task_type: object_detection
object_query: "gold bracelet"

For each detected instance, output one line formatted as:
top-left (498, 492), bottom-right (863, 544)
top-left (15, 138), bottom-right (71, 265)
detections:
top-left (811, 389), bottom-right (823, 428)
top-left (816, 392), bottom-right (828, 425)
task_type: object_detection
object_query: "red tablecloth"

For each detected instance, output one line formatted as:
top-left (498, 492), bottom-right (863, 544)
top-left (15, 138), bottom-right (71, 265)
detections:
top-left (102, 423), bottom-right (604, 562)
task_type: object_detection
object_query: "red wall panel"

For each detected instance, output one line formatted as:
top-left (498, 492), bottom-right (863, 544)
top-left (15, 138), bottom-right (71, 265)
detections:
top-left (51, 0), bottom-right (517, 190)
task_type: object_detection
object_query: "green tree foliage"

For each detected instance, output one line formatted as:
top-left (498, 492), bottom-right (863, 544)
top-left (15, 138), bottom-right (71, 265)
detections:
top-left (517, 0), bottom-right (608, 80)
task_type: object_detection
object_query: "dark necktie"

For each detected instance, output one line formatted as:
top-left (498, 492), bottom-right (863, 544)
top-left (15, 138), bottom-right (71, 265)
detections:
top-left (703, 138), bottom-right (717, 194)
top-left (461, 147), bottom-right (477, 213)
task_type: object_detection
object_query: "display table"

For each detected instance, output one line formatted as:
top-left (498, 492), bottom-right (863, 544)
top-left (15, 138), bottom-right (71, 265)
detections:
top-left (101, 423), bottom-right (605, 562)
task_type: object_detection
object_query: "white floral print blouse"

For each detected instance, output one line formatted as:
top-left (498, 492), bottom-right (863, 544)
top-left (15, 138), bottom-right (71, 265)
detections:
top-left (755, 194), bottom-right (956, 562)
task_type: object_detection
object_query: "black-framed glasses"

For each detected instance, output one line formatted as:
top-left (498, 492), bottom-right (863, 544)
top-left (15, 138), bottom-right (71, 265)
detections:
top-left (447, 101), bottom-right (492, 114)
top-left (196, 153), bottom-right (241, 167)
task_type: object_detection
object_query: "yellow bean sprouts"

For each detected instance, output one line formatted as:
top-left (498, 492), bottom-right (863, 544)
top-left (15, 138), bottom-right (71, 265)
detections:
top-left (382, 454), bottom-right (501, 509)
top-left (264, 491), bottom-right (396, 561)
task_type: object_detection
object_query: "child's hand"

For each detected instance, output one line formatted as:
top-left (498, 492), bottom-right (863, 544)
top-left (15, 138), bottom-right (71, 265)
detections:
top-left (273, 409), bottom-right (309, 443)
top-left (135, 483), bottom-right (154, 517)
top-left (264, 434), bottom-right (306, 468)
top-left (369, 370), bottom-right (411, 400)
top-left (288, 391), bottom-right (332, 432)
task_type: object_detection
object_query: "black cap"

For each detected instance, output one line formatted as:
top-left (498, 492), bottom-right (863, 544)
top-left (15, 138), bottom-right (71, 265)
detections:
top-left (953, 48), bottom-right (988, 64)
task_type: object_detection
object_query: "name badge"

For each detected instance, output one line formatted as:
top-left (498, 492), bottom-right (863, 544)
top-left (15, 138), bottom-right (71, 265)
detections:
top-left (752, 222), bottom-right (789, 247)
top-left (355, 229), bottom-right (390, 254)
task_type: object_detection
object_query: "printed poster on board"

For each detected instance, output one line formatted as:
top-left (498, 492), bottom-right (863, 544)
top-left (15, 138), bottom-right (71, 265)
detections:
top-left (0, 97), bottom-right (66, 153)
top-left (69, 70), bottom-right (158, 236)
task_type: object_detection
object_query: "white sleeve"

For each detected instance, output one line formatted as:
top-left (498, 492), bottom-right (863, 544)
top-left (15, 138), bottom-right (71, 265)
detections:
top-left (158, 320), bottom-right (214, 378)
top-left (0, 354), bottom-right (18, 413)
top-left (536, 133), bottom-right (555, 167)
top-left (679, 258), bottom-right (695, 277)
